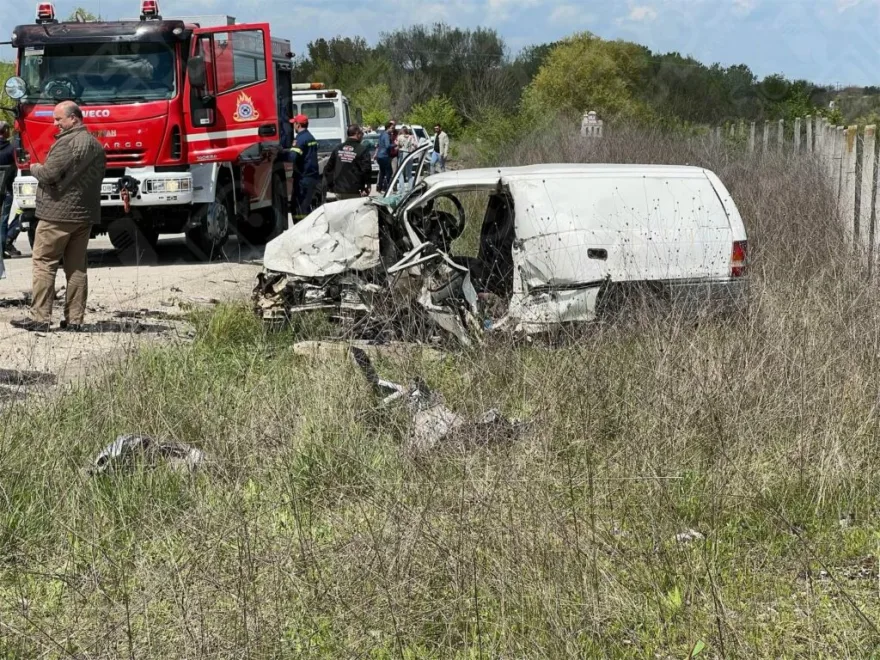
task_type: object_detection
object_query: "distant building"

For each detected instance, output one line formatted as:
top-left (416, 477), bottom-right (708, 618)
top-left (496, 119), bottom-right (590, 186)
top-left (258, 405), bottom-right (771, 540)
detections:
top-left (581, 110), bottom-right (603, 138)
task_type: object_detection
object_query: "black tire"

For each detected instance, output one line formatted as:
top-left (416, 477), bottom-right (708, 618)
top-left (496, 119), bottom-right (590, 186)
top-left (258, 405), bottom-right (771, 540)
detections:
top-left (235, 170), bottom-right (288, 246)
top-left (107, 217), bottom-right (159, 265)
top-left (186, 184), bottom-right (232, 261)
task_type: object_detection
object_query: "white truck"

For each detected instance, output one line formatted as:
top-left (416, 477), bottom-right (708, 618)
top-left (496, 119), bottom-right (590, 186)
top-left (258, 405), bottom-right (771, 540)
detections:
top-left (290, 83), bottom-right (357, 156)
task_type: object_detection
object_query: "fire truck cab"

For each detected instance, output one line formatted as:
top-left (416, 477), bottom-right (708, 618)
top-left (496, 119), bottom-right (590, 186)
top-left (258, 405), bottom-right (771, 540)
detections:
top-left (4, 3), bottom-right (294, 262)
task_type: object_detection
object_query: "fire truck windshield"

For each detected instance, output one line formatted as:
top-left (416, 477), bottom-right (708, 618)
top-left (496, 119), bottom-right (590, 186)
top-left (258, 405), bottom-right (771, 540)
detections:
top-left (20, 42), bottom-right (176, 104)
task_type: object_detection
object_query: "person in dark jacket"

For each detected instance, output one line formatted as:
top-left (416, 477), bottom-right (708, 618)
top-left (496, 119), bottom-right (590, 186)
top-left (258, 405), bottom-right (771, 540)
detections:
top-left (0, 121), bottom-right (20, 258)
top-left (11, 101), bottom-right (106, 332)
top-left (289, 113), bottom-right (320, 222)
top-left (323, 125), bottom-right (372, 200)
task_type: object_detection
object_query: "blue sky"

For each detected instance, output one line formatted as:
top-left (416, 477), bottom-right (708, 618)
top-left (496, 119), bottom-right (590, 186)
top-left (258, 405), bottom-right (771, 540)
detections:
top-left (2, 0), bottom-right (880, 86)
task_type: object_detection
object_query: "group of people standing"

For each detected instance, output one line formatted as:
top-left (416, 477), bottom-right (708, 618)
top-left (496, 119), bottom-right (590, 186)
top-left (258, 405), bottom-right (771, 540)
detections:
top-left (289, 115), bottom-right (452, 206)
top-left (373, 121), bottom-right (450, 193)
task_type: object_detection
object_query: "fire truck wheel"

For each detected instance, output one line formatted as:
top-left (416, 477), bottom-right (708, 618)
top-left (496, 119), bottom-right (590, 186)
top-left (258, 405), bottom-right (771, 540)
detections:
top-left (235, 170), bottom-right (287, 246)
top-left (186, 185), bottom-right (231, 260)
top-left (107, 218), bottom-right (159, 266)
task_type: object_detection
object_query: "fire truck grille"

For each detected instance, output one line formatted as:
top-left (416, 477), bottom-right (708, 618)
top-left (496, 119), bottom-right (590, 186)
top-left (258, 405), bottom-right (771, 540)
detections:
top-left (104, 149), bottom-right (147, 166)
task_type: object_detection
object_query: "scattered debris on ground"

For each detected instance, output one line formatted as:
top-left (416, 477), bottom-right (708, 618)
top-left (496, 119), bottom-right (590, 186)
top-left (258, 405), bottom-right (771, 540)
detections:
top-left (90, 434), bottom-right (207, 475)
top-left (348, 346), bottom-right (524, 456)
top-left (0, 292), bottom-right (31, 308)
top-left (79, 320), bottom-right (173, 334)
top-left (674, 529), bottom-right (705, 543)
top-left (0, 369), bottom-right (57, 386)
top-left (113, 309), bottom-right (185, 322)
top-left (293, 339), bottom-right (445, 364)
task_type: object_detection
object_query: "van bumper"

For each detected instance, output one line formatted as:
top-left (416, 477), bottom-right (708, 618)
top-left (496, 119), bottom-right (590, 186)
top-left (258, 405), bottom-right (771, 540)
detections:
top-left (662, 277), bottom-right (748, 311)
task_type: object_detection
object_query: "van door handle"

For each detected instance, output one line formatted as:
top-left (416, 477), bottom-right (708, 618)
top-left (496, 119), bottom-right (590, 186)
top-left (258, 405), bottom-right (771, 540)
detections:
top-left (587, 248), bottom-right (607, 260)
top-left (258, 124), bottom-right (277, 137)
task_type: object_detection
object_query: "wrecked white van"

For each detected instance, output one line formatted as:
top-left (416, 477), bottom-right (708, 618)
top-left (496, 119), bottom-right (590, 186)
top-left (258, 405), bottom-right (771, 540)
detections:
top-left (254, 163), bottom-right (748, 344)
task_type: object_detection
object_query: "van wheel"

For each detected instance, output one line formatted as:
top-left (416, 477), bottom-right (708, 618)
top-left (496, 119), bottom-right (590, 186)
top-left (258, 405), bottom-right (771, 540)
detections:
top-left (186, 184), bottom-right (231, 260)
top-left (235, 170), bottom-right (287, 246)
top-left (108, 217), bottom-right (159, 265)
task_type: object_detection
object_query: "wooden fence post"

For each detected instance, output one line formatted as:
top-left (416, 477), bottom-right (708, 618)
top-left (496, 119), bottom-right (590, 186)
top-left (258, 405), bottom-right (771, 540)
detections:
top-left (828, 123), bottom-right (839, 183)
top-left (840, 126), bottom-right (858, 241)
top-left (763, 120), bottom-right (769, 153)
top-left (806, 115), bottom-right (813, 153)
top-left (778, 119), bottom-right (784, 154)
top-left (860, 126), bottom-right (876, 260)
top-left (749, 122), bottom-right (755, 153)
top-left (794, 117), bottom-right (801, 152)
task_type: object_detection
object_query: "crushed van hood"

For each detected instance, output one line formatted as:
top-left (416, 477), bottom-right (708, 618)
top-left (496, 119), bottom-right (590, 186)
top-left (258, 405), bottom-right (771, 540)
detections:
top-left (253, 177), bottom-right (606, 344)
top-left (263, 197), bottom-right (381, 278)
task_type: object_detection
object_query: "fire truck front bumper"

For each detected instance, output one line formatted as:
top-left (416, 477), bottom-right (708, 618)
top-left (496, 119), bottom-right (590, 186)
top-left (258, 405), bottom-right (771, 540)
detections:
top-left (13, 169), bottom-right (195, 210)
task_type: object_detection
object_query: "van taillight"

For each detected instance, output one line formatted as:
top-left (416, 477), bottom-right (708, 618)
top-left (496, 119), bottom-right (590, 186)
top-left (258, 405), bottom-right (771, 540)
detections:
top-left (731, 240), bottom-right (747, 277)
top-left (170, 126), bottom-right (181, 159)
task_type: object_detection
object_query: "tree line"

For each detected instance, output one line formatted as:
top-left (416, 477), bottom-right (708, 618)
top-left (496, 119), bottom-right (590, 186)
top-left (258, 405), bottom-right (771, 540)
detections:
top-left (1, 18), bottom-right (864, 137)
top-left (292, 25), bottom-right (847, 133)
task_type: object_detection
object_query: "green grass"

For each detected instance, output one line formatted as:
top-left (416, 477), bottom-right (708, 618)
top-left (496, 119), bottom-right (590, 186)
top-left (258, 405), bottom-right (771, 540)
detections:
top-left (3, 133), bottom-right (880, 657)
top-left (2, 299), bottom-right (880, 657)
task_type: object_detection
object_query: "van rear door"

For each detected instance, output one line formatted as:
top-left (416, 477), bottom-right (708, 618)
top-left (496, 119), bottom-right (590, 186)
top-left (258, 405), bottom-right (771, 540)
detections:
top-left (510, 171), bottom-right (733, 285)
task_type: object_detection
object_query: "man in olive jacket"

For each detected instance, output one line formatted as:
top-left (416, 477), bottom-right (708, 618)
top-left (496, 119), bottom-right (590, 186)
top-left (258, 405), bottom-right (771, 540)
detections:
top-left (12, 101), bottom-right (105, 332)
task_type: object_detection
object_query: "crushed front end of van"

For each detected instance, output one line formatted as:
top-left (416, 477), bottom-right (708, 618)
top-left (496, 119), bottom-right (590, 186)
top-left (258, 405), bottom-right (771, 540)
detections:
top-left (254, 164), bottom-right (748, 345)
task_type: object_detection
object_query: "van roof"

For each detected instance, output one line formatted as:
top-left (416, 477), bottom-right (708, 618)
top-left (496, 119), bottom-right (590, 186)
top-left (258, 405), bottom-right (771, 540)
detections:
top-left (424, 163), bottom-right (712, 186)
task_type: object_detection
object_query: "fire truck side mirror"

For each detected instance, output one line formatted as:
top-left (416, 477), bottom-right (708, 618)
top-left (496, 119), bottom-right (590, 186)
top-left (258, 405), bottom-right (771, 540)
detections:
top-left (186, 56), bottom-right (207, 89)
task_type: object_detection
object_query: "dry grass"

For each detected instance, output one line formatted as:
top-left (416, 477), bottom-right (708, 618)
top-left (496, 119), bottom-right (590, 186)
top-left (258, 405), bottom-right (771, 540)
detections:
top-left (2, 126), bottom-right (880, 657)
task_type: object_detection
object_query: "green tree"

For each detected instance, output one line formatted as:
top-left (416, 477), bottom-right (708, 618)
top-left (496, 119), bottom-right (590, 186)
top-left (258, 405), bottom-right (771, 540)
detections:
top-left (0, 61), bottom-right (15, 126)
top-left (66, 7), bottom-right (98, 21)
top-left (353, 83), bottom-right (392, 128)
top-left (407, 96), bottom-right (461, 135)
top-left (522, 32), bottom-right (653, 122)
top-left (378, 23), bottom-right (506, 110)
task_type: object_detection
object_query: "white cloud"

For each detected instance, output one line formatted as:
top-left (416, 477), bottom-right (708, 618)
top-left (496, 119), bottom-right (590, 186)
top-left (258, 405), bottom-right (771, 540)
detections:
top-left (732, 0), bottom-right (758, 15)
top-left (486, 0), bottom-right (546, 21)
top-left (627, 4), bottom-right (658, 21)
top-left (549, 4), bottom-right (594, 25)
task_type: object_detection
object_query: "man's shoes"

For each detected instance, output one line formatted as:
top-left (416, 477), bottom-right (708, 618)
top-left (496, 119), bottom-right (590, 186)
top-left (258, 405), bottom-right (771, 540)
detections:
top-left (5, 242), bottom-right (21, 257)
top-left (59, 319), bottom-right (83, 332)
top-left (10, 318), bottom-right (50, 332)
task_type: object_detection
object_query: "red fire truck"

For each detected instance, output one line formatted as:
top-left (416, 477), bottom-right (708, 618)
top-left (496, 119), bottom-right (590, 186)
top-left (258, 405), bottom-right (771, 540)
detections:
top-left (3, 2), bottom-right (294, 262)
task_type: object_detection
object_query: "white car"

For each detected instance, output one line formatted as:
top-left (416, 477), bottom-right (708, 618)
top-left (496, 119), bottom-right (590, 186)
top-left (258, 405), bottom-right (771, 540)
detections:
top-left (257, 161), bottom-right (748, 342)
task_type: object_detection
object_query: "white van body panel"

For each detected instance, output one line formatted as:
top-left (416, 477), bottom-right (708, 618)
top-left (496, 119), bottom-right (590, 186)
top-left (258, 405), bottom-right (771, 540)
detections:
top-left (421, 164), bottom-right (746, 331)
top-left (258, 163), bottom-right (747, 339)
top-left (503, 168), bottom-right (736, 285)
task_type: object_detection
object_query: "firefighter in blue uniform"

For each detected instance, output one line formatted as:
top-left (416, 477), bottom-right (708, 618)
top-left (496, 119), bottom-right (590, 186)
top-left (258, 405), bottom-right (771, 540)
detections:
top-left (288, 113), bottom-right (320, 222)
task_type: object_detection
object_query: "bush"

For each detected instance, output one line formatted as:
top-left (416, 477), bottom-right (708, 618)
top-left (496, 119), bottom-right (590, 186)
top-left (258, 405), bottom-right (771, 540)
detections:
top-left (407, 95), bottom-right (462, 136)
top-left (352, 83), bottom-right (392, 129)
